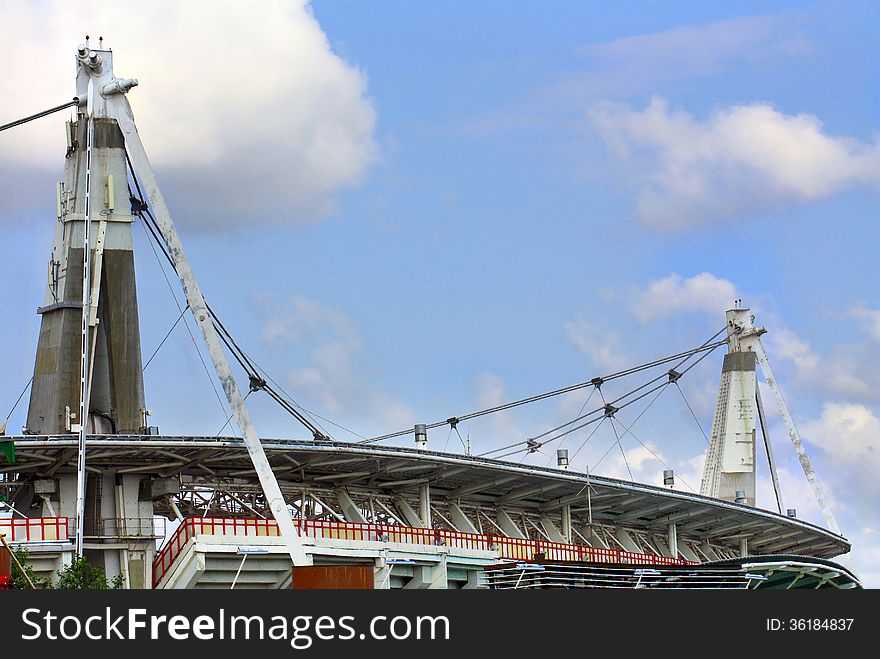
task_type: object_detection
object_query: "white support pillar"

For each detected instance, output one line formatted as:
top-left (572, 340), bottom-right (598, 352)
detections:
top-left (539, 514), bottom-right (566, 543)
top-left (392, 495), bottom-right (424, 528)
top-left (374, 553), bottom-right (392, 590)
top-left (667, 522), bottom-right (679, 559)
top-left (429, 554), bottom-right (447, 589)
top-left (676, 540), bottom-right (700, 563)
top-left (561, 504), bottom-right (572, 544)
top-left (586, 527), bottom-right (607, 549)
top-left (335, 487), bottom-right (367, 524)
top-left (419, 484), bottom-right (432, 528)
top-left (448, 502), bottom-right (479, 534)
top-left (613, 528), bottom-right (641, 553)
top-left (496, 508), bottom-right (525, 539)
top-left (740, 537), bottom-right (749, 558)
top-left (403, 557), bottom-right (447, 590)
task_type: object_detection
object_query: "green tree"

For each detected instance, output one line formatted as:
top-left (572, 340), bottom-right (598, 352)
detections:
top-left (56, 555), bottom-right (125, 589)
top-left (8, 547), bottom-right (51, 589)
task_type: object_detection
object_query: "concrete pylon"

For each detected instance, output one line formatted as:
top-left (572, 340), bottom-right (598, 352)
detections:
top-left (700, 306), bottom-right (757, 506)
top-left (25, 116), bottom-right (145, 436)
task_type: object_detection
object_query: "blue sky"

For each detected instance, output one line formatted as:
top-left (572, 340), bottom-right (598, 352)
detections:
top-left (1, 0), bottom-right (878, 583)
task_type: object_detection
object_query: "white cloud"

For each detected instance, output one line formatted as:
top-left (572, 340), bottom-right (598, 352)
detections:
top-left (261, 295), bottom-right (412, 436)
top-left (576, 15), bottom-right (808, 94)
top-left (473, 372), bottom-right (523, 445)
top-left (595, 440), bottom-right (700, 492)
top-left (850, 305), bottom-right (880, 342)
top-left (631, 272), bottom-right (737, 322)
top-left (765, 327), bottom-right (820, 372)
top-left (588, 97), bottom-right (880, 229)
top-left (671, 452), bottom-right (708, 495)
top-left (564, 319), bottom-right (629, 372)
top-left (467, 14), bottom-right (809, 136)
top-left (0, 0), bottom-right (377, 229)
top-left (765, 328), bottom-right (872, 399)
top-left (802, 402), bottom-right (880, 492)
top-left (263, 295), bottom-right (360, 349)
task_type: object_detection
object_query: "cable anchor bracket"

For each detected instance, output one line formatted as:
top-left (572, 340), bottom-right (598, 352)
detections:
top-left (248, 375), bottom-right (267, 393)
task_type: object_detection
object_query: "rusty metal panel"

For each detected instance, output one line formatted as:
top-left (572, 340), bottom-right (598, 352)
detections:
top-left (291, 565), bottom-right (374, 589)
top-left (0, 546), bottom-right (10, 578)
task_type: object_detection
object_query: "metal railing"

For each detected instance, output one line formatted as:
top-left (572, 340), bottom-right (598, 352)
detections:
top-left (0, 516), bottom-right (165, 543)
top-left (153, 517), bottom-right (695, 588)
top-left (0, 517), bottom-right (69, 543)
top-left (84, 517), bottom-right (166, 539)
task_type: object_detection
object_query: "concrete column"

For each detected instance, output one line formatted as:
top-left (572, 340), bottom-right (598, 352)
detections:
top-left (739, 537), bottom-right (749, 558)
top-left (335, 487), bottom-right (367, 524)
top-left (419, 484), bottom-right (432, 527)
top-left (496, 508), bottom-right (525, 539)
top-left (448, 502), bottom-right (479, 534)
top-left (668, 522), bottom-right (679, 559)
top-left (585, 527), bottom-right (606, 548)
top-left (701, 540), bottom-right (720, 561)
top-left (403, 556), bottom-right (447, 590)
top-left (676, 540), bottom-right (700, 563)
top-left (613, 528), bottom-right (641, 553)
top-left (539, 514), bottom-right (566, 543)
top-left (374, 558), bottom-right (392, 589)
top-left (428, 554), bottom-right (447, 589)
top-left (463, 569), bottom-right (483, 589)
top-left (561, 504), bottom-right (572, 544)
top-left (392, 496), bottom-right (423, 528)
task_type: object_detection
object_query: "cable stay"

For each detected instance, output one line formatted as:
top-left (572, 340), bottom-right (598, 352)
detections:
top-left (126, 157), bottom-right (334, 441)
top-left (362, 328), bottom-right (727, 445)
top-left (0, 377), bottom-right (33, 435)
top-left (0, 99), bottom-right (79, 133)
top-left (475, 329), bottom-right (725, 462)
top-left (675, 381), bottom-right (711, 446)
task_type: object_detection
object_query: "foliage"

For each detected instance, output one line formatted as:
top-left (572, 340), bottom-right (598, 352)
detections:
top-left (5, 550), bottom-right (125, 589)
top-left (8, 547), bottom-right (52, 589)
top-left (55, 555), bottom-right (125, 590)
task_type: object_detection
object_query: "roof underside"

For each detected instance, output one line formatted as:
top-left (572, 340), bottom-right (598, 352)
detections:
top-left (0, 435), bottom-right (850, 559)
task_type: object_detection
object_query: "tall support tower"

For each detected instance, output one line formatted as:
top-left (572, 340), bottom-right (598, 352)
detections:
top-left (701, 305), bottom-right (757, 505)
top-left (700, 304), bottom-right (841, 538)
top-left (20, 44), bottom-right (155, 585)
top-left (14, 41), bottom-right (309, 581)
top-left (26, 51), bottom-right (145, 437)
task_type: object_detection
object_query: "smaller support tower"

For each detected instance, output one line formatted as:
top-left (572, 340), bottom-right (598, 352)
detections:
top-left (701, 304), bottom-right (758, 506)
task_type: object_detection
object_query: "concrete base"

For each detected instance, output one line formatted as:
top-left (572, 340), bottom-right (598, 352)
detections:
top-left (157, 533), bottom-right (493, 590)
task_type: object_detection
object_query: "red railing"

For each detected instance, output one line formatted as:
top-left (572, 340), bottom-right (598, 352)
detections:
top-left (0, 517), bottom-right (69, 543)
top-left (153, 517), bottom-right (694, 587)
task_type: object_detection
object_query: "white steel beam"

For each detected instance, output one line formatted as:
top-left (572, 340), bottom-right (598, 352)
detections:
top-left (334, 487), bottom-right (367, 524)
top-left (447, 502), bottom-right (479, 534)
top-left (667, 523), bottom-right (678, 559)
top-left (755, 385), bottom-right (785, 514)
top-left (496, 508), bottom-right (526, 539)
top-left (392, 495), bottom-right (424, 528)
top-left (733, 315), bottom-right (841, 535)
top-left (539, 514), bottom-right (566, 543)
top-left (418, 484), bottom-right (432, 527)
top-left (106, 92), bottom-right (309, 565)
